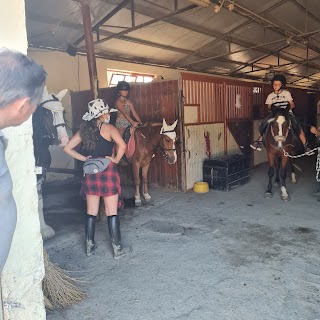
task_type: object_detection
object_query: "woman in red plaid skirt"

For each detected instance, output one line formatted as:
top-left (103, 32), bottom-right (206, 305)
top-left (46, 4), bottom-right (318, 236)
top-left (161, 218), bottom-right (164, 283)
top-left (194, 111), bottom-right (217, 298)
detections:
top-left (64, 98), bottom-right (130, 258)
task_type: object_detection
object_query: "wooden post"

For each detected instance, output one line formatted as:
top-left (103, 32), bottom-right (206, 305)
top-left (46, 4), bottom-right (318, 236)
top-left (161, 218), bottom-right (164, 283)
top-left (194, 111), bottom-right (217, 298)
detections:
top-left (80, 0), bottom-right (99, 99)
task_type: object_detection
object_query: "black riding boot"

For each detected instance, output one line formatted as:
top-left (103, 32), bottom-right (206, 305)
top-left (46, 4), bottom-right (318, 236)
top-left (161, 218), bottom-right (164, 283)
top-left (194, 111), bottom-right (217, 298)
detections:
top-left (85, 214), bottom-right (96, 256)
top-left (107, 215), bottom-right (131, 258)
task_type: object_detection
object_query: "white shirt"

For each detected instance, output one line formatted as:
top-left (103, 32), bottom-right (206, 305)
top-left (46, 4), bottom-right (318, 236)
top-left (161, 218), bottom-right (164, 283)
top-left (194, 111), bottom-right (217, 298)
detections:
top-left (265, 90), bottom-right (293, 108)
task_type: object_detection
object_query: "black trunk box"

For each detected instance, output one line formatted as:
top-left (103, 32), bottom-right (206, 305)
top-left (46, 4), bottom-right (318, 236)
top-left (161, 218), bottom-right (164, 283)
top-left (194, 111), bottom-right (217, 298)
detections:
top-left (203, 154), bottom-right (250, 191)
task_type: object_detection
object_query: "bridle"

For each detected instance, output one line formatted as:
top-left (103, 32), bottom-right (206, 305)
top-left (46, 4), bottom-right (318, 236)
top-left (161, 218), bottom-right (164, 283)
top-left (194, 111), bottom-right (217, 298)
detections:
top-left (270, 112), bottom-right (292, 149)
top-left (136, 127), bottom-right (176, 163)
top-left (39, 94), bottom-right (66, 129)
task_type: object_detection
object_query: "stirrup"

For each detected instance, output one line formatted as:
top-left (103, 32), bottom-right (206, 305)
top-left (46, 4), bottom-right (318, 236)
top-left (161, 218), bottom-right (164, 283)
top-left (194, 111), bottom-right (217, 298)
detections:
top-left (250, 141), bottom-right (262, 151)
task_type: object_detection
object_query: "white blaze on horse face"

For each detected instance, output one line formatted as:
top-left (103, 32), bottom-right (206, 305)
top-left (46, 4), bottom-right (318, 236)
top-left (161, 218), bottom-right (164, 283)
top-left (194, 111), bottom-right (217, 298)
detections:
top-left (276, 115), bottom-right (285, 136)
top-left (276, 115), bottom-right (285, 148)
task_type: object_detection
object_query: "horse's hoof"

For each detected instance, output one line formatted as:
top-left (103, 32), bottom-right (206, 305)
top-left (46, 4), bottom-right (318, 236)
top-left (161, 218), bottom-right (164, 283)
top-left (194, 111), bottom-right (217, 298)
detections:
top-left (41, 225), bottom-right (55, 240)
top-left (274, 182), bottom-right (279, 187)
top-left (265, 192), bottom-right (273, 198)
top-left (291, 180), bottom-right (297, 184)
top-left (281, 195), bottom-right (289, 201)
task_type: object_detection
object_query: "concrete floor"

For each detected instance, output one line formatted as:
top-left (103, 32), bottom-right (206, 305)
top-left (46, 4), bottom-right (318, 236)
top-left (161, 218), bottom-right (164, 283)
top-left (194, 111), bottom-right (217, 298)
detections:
top-left (44, 157), bottom-right (320, 320)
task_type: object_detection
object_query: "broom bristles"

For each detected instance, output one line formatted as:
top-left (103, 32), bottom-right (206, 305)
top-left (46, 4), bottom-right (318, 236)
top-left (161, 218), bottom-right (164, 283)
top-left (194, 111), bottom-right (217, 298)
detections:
top-left (43, 248), bottom-right (86, 309)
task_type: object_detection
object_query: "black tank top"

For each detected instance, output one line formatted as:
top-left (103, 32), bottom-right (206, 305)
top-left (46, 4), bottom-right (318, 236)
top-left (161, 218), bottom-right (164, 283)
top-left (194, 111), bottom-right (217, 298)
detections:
top-left (90, 123), bottom-right (114, 157)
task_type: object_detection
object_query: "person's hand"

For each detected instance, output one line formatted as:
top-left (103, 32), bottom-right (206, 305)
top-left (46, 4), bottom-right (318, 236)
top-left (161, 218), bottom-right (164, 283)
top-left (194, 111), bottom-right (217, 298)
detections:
top-left (105, 155), bottom-right (120, 164)
top-left (310, 126), bottom-right (318, 135)
top-left (132, 121), bottom-right (140, 128)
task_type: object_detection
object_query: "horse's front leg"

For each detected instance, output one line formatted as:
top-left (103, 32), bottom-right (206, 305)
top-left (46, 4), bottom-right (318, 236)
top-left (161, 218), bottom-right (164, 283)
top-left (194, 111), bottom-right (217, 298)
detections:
top-left (265, 166), bottom-right (274, 198)
top-left (37, 174), bottom-right (55, 239)
top-left (265, 153), bottom-right (274, 198)
top-left (274, 156), bottom-right (280, 187)
top-left (280, 157), bottom-right (289, 201)
top-left (132, 162), bottom-right (142, 206)
top-left (141, 161), bottom-right (152, 203)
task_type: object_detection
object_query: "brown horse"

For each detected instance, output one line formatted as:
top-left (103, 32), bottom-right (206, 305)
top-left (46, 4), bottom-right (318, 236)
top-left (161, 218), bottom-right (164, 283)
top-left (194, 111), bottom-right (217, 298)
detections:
top-left (263, 108), bottom-right (296, 200)
top-left (126, 118), bottom-right (178, 206)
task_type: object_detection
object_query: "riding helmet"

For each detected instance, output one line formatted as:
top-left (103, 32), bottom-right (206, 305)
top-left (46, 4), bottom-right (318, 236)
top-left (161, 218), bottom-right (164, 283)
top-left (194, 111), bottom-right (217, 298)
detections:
top-left (271, 74), bottom-right (287, 88)
top-left (117, 81), bottom-right (130, 91)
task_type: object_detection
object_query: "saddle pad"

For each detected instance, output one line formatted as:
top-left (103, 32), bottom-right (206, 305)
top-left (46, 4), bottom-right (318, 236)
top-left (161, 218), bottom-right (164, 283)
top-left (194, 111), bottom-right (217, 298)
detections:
top-left (125, 128), bottom-right (136, 159)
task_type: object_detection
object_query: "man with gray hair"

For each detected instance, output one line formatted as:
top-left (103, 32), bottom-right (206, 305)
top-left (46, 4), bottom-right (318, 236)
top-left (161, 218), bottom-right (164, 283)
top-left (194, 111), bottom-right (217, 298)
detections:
top-left (0, 49), bottom-right (47, 273)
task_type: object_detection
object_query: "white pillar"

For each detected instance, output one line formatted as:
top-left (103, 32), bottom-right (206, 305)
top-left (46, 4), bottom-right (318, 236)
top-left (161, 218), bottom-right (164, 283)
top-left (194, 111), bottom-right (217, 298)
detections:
top-left (0, 1), bottom-right (46, 319)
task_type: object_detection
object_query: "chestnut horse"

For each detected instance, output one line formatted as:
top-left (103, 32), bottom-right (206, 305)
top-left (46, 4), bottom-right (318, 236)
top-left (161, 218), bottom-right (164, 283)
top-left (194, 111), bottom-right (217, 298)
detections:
top-left (263, 108), bottom-right (296, 200)
top-left (126, 119), bottom-right (178, 206)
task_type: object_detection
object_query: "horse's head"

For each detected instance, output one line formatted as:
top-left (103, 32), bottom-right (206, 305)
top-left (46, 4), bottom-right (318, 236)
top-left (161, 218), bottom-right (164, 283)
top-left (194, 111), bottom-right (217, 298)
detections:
top-left (268, 108), bottom-right (291, 148)
top-left (39, 86), bottom-right (69, 147)
top-left (159, 118), bottom-right (178, 164)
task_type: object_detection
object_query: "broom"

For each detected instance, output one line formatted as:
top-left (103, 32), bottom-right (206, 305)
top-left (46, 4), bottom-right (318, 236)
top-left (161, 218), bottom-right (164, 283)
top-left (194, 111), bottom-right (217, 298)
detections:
top-left (42, 248), bottom-right (86, 309)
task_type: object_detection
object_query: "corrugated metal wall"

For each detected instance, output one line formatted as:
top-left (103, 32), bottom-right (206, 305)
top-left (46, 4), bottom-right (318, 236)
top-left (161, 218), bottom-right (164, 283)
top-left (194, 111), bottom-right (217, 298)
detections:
top-left (184, 123), bottom-right (225, 189)
top-left (183, 79), bottom-right (224, 123)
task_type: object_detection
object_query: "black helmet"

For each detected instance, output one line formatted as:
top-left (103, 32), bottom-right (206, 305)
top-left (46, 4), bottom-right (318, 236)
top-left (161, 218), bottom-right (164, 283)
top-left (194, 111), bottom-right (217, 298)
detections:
top-left (271, 74), bottom-right (287, 88)
top-left (117, 81), bottom-right (130, 91)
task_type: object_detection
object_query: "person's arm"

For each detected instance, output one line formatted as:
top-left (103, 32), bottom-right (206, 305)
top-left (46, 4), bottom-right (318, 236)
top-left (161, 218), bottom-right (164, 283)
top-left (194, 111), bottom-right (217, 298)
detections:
top-left (102, 125), bottom-right (126, 164)
top-left (289, 100), bottom-right (295, 111)
top-left (287, 91), bottom-right (295, 111)
top-left (265, 93), bottom-right (272, 112)
top-left (63, 131), bottom-right (87, 162)
top-left (116, 99), bottom-right (138, 127)
top-left (129, 101), bottom-right (142, 125)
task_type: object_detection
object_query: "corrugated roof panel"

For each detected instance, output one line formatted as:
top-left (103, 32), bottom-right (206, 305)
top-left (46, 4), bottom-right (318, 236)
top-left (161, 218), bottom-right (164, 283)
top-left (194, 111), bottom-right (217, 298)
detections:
top-left (27, 20), bottom-right (80, 48)
top-left (96, 39), bottom-right (185, 63)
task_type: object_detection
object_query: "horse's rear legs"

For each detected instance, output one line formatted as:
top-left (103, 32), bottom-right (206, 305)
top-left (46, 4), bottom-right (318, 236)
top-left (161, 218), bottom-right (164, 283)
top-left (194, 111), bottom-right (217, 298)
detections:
top-left (265, 166), bottom-right (274, 198)
top-left (280, 167), bottom-right (288, 201)
top-left (133, 163), bottom-right (142, 206)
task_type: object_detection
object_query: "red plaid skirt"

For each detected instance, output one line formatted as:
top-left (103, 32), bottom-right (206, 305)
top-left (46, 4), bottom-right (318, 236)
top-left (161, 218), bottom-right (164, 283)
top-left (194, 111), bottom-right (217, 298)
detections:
top-left (81, 162), bottom-right (121, 197)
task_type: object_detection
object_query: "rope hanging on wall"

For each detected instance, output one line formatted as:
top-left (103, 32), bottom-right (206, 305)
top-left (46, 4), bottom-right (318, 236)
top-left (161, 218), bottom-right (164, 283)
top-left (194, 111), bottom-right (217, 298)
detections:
top-left (204, 131), bottom-right (211, 159)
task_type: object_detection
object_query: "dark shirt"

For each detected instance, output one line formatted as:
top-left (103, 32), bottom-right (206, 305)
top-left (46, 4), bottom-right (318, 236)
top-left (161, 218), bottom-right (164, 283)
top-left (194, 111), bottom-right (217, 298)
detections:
top-left (89, 125), bottom-right (114, 158)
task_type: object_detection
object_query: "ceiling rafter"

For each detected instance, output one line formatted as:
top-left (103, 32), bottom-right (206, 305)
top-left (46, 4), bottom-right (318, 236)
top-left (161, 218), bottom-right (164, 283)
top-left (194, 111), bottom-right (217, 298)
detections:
top-left (92, 3), bottom-right (198, 46)
top-left (170, 0), bottom-right (289, 69)
top-left (73, 0), bottom-right (130, 46)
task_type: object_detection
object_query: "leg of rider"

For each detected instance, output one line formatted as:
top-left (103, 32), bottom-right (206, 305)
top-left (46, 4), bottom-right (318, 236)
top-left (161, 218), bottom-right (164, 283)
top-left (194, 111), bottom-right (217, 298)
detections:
top-left (85, 194), bottom-right (100, 256)
top-left (250, 120), bottom-right (265, 150)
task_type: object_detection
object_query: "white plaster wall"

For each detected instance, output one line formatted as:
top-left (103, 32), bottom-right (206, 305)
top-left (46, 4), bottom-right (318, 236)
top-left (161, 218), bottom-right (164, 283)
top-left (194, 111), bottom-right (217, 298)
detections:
top-left (27, 49), bottom-right (180, 178)
top-left (0, 1), bottom-right (45, 319)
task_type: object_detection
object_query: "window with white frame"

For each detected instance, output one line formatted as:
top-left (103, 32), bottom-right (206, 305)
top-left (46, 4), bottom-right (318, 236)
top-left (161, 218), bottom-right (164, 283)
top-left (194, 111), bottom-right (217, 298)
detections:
top-left (108, 70), bottom-right (155, 87)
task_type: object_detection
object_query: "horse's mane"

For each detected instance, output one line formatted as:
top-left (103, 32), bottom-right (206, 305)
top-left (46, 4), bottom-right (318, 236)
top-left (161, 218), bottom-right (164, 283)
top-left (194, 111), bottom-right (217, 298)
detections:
top-left (270, 107), bottom-right (289, 118)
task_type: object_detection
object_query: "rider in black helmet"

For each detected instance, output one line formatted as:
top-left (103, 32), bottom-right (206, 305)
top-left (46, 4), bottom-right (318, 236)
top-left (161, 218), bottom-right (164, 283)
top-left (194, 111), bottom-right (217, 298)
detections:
top-left (114, 81), bottom-right (143, 138)
top-left (116, 81), bottom-right (130, 92)
top-left (250, 74), bottom-right (308, 151)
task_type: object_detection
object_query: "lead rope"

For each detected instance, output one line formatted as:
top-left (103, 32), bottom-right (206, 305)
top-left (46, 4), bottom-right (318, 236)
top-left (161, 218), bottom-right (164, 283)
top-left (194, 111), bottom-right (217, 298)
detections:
top-left (283, 147), bottom-right (320, 182)
top-left (316, 148), bottom-right (320, 182)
